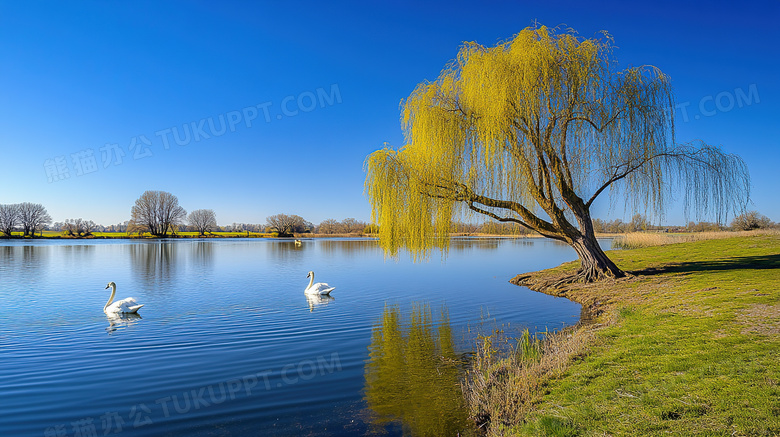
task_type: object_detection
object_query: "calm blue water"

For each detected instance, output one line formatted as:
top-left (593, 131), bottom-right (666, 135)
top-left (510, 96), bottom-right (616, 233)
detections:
top-left (0, 237), bottom-right (595, 436)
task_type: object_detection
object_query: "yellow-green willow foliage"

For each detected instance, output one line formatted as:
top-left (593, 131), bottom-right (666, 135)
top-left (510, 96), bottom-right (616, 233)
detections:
top-left (365, 25), bottom-right (749, 262)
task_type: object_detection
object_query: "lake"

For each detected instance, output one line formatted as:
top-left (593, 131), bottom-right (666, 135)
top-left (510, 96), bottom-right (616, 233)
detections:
top-left (0, 237), bottom-right (599, 436)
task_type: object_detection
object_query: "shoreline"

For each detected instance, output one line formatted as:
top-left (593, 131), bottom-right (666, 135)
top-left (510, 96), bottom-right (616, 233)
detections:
top-left (0, 232), bottom-right (624, 241)
top-left (467, 233), bottom-right (780, 435)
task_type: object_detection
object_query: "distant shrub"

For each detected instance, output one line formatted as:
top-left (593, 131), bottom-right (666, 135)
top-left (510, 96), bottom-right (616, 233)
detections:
top-left (731, 211), bottom-right (773, 231)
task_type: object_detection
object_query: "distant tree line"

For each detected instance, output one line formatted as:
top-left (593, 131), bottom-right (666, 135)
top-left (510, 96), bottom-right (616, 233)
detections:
top-left (591, 212), bottom-right (777, 233)
top-left (2, 194), bottom-right (775, 239)
top-left (591, 214), bottom-right (655, 234)
top-left (315, 218), bottom-right (371, 234)
top-left (124, 192), bottom-right (370, 237)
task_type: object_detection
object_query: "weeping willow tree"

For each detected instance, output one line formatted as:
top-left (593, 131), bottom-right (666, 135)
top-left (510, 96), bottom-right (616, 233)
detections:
top-left (365, 25), bottom-right (749, 282)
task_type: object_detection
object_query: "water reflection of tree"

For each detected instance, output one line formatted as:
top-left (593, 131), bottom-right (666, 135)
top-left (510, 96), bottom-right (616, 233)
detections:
top-left (319, 239), bottom-right (379, 258)
top-left (449, 237), bottom-right (501, 251)
top-left (61, 244), bottom-right (95, 268)
top-left (365, 303), bottom-right (475, 436)
top-left (0, 246), bottom-right (12, 275)
top-left (265, 240), bottom-right (306, 260)
top-left (448, 237), bottom-right (542, 252)
top-left (0, 245), bottom-right (48, 280)
top-left (191, 241), bottom-right (214, 269)
top-left (129, 242), bottom-right (177, 287)
top-left (23, 245), bottom-right (41, 270)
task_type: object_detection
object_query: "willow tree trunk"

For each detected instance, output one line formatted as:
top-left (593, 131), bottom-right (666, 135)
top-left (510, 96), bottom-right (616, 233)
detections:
top-left (562, 204), bottom-right (625, 282)
top-left (538, 193), bottom-right (626, 283)
top-left (512, 230), bottom-right (624, 291)
top-left (569, 234), bottom-right (624, 281)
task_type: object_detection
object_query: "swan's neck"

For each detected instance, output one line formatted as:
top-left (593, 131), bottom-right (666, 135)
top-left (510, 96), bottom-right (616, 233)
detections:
top-left (307, 273), bottom-right (314, 290)
top-left (105, 284), bottom-right (116, 310)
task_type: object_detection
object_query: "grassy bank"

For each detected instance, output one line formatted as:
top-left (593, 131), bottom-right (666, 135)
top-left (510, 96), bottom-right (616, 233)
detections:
top-left (468, 233), bottom-right (780, 436)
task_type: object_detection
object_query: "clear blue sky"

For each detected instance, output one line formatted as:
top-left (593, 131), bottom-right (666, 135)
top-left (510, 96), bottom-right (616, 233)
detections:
top-left (1, 0), bottom-right (778, 226)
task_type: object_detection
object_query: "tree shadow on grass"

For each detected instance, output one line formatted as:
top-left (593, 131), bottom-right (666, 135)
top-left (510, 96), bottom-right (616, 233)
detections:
top-left (629, 254), bottom-right (780, 276)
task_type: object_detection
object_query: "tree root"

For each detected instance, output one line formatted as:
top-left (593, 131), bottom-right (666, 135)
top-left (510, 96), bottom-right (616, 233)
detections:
top-left (511, 268), bottom-right (631, 295)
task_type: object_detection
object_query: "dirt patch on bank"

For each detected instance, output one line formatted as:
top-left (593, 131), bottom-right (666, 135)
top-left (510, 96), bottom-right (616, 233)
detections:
top-left (738, 303), bottom-right (780, 336)
top-left (510, 269), bottom-right (678, 323)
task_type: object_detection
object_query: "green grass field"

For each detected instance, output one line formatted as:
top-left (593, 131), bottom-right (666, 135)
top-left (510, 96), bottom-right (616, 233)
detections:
top-left (510, 234), bottom-right (780, 436)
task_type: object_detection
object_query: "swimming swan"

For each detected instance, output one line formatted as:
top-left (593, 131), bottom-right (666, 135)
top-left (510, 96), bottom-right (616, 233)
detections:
top-left (304, 271), bottom-right (335, 295)
top-left (104, 282), bottom-right (144, 314)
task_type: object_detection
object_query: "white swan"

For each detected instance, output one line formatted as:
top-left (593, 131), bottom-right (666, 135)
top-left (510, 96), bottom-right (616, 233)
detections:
top-left (304, 271), bottom-right (335, 295)
top-left (104, 282), bottom-right (144, 314)
top-left (294, 239), bottom-right (302, 246)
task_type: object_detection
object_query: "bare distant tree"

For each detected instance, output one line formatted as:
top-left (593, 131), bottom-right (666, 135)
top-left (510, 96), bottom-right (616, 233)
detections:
top-left (453, 222), bottom-right (480, 235)
top-left (591, 219), bottom-right (606, 234)
top-left (63, 218), bottom-right (98, 237)
top-left (17, 202), bottom-right (52, 237)
top-left (130, 190), bottom-right (187, 237)
top-left (731, 211), bottom-right (772, 231)
top-left (316, 218), bottom-right (340, 234)
top-left (126, 221), bottom-right (146, 236)
top-left (226, 222), bottom-right (263, 233)
top-left (604, 220), bottom-right (622, 234)
top-left (0, 204), bottom-right (20, 236)
top-left (229, 222), bottom-right (253, 232)
top-left (114, 220), bottom-right (130, 233)
top-left (266, 213), bottom-right (311, 236)
top-left (341, 218), bottom-right (367, 234)
top-left (63, 219), bottom-right (78, 236)
top-left (188, 209), bottom-right (217, 236)
top-left (628, 214), bottom-right (650, 232)
top-left (479, 222), bottom-right (528, 236)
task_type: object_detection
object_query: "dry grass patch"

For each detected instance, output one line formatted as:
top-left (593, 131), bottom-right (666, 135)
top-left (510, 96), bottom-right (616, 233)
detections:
top-left (738, 303), bottom-right (780, 336)
top-left (464, 325), bottom-right (597, 431)
top-left (612, 229), bottom-right (779, 249)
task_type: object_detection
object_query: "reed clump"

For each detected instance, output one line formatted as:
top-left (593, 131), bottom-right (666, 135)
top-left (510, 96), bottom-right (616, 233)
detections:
top-left (463, 325), bottom-right (596, 433)
top-left (611, 229), bottom-right (778, 249)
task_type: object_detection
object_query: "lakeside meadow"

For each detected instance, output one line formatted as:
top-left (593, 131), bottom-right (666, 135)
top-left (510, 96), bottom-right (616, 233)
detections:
top-left (466, 231), bottom-right (780, 436)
